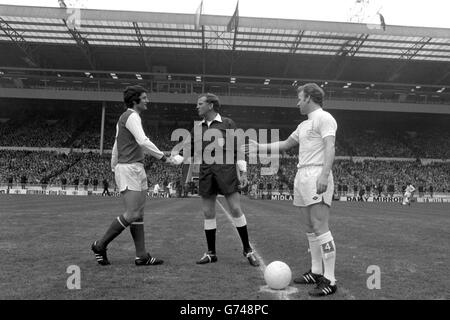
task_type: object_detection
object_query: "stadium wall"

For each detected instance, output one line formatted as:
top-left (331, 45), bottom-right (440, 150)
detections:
top-left (2, 186), bottom-right (449, 202)
top-left (1, 89), bottom-right (449, 114)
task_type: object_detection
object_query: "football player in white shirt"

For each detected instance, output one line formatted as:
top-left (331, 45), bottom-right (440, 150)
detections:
top-left (402, 183), bottom-right (415, 205)
top-left (244, 83), bottom-right (338, 296)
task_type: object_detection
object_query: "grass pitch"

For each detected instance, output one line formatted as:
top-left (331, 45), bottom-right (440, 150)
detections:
top-left (0, 195), bottom-right (448, 300)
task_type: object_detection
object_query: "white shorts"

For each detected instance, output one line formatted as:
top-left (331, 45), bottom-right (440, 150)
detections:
top-left (404, 192), bottom-right (411, 198)
top-left (114, 163), bottom-right (148, 193)
top-left (293, 166), bottom-right (334, 207)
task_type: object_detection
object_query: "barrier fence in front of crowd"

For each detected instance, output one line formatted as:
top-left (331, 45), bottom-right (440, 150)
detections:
top-left (1, 184), bottom-right (449, 203)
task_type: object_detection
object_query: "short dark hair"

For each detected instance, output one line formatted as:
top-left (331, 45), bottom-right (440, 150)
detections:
top-left (199, 93), bottom-right (220, 112)
top-left (297, 83), bottom-right (325, 106)
top-left (123, 85), bottom-right (147, 108)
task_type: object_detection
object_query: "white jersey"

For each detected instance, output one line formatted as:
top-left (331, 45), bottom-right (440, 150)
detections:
top-left (403, 184), bottom-right (415, 205)
top-left (405, 185), bottom-right (415, 194)
top-left (289, 108), bottom-right (337, 169)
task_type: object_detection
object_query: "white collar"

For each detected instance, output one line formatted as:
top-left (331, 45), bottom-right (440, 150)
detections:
top-left (201, 113), bottom-right (222, 124)
top-left (128, 108), bottom-right (139, 115)
top-left (307, 108), bottom-right (322, 120)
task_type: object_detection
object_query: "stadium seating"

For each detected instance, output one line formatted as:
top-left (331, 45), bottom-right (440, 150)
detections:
top-left (333, 159), bottom-right (450, 194)
top-left (1, 104), bottom-right (449, 158)
top-left (0, 150), bottom-right (79, 186)
top-left (0, 105), bottom-right (449, 194)
top-left (1, 150), bottom-right (448, 193)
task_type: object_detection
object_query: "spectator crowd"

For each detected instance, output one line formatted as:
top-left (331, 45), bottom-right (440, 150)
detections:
top-left (1, 108), bottom-right (450, 159)
top-left (0, 107), bottom-right (449, 195)
top-left (1, 150), bottom-right (448, 195)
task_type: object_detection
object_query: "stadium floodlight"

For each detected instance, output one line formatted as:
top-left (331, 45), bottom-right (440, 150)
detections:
top-left (57, 73), bottom-right (62, 77)
top-left (370, 83), bottom-right (375, 87)
top-left (167, 75), bottom-right (172, 80)
top-left (264, 79), bottom-right (270, 85)
top-left (416, 86), bottom-right (421, 89)
top-left (292, 80), bottom-right (297, 86)
top-left (110, 73), bottom-right (118, 79)
top-left (196, 76), bottom-right (202, 82)
top-left (343, 85), bottom-right (349, 88)
top-left (84, 72), bottom-right (91, 77)
top-left (347, 82), bottom-right (352, 86)
top-left (437, 87), bottom-right (445, 93)
top-left (136, 74), bottom-right (143, 80)
top-left (325, 81), bottom-right (328, 85)
top-left (230, 77), bottom-right (236, 84)
top-left (0, 70), bottom-right (4, 75)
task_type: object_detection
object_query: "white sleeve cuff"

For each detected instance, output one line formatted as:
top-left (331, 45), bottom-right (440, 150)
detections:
top-left (237, 160), bottom-right (247, 172)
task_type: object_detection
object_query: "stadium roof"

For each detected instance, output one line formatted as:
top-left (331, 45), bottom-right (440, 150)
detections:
top-left (1, 4), bottom-right (450, 85)
top-left (1, 4), bottom-right (450, 60)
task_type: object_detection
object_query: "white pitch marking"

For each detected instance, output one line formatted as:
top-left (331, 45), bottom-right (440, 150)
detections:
top-left (216, 200), bottom-right (296, 300)
top-left (259, 285), bottom-right (298, 296)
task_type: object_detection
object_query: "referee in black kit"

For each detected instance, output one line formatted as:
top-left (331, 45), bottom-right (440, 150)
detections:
top-left (173, 93), bottom-right (259, 267)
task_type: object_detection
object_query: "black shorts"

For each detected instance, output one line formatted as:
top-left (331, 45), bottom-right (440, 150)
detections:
top-left (199, 164), bottom-right (239, 197)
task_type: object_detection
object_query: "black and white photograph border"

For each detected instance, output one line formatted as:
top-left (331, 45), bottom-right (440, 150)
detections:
top-left (0, 0), bottom-right (449, 311)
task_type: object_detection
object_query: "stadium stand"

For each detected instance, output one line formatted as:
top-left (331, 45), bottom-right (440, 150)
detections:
top-left (0, 101), bottom-right (449, 195)
top-left (0, 150), bottom-right (79, 186)
top-left (1, 104), bottom-right (449, 158)
top-left (0, 4), bottom-right (449, 198)
top-left (2, 148), bottom-right (448, 195)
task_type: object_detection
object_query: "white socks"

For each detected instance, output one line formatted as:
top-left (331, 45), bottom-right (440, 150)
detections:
top-left (204, 218), bottom-right (217, 230)
top-left (316, 231), bottom-right (336, 285)
top-left (233, 215), bottom-right (247, 228)
top-left (307, 233), bottom-right (323, 275)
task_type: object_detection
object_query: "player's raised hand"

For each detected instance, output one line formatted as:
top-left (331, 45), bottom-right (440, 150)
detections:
top-left (241, 139), bottom-right (258, 155)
